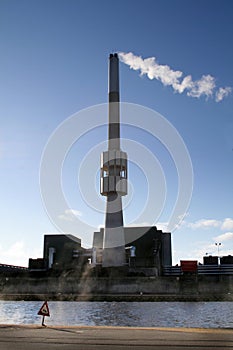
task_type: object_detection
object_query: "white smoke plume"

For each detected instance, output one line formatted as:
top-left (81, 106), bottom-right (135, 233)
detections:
top-left (215, 87), bottom-right (232, 102)
top-left (118, 52), bottom-right (231, 102)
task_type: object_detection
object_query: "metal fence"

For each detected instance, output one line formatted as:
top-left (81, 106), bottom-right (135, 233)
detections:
top-left (163, 264), bottom-right (233, 276)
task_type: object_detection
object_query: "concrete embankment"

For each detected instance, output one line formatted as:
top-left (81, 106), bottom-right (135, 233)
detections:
top-left (0, 325), bottom-right (233, 350)
top-left (1, 293), bottom-right (233, 302)
top-left (1, 275), bottom-right (233, 301)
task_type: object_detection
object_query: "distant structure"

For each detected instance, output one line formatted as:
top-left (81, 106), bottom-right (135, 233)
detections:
top-left (100, 53), bottom-right (128, 267)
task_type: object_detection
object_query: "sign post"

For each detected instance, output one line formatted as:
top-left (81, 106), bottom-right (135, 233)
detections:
top-left (37, 301), bottom-right (50, 326)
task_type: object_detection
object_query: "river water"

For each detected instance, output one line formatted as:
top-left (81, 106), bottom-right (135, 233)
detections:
top-left (0, 301), bottom-right (232, 328)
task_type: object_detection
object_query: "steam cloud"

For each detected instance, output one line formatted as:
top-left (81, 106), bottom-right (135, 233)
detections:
top-left (118, 52), bottom-right (231, 102)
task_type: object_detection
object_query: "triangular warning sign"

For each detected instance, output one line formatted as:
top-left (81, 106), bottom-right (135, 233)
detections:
top-left (38, 301), bottom-right (50, 317)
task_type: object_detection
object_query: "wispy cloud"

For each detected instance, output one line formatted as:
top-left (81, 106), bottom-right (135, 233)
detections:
top-left (185, 217), bottom-right (233, 231)
top-left (118, 52), bottom-right (231, 102)
top-left (221, 218), bottom-right (233, 231)
top-left (58, 209), bottom-right (82, 222)
top-left (0, 241), bottom-right (41, 267)
top-left (156, 222), bottom-right (169, 231)
top-left (187, 219), bottom-right (221, 229)
top-left (172, 217), bottom-right (233, 263)
top-left (214, 232), bottom-right (233, 242)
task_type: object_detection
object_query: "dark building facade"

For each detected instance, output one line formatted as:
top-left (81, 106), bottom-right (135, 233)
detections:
top-left (29, 234), bottom-right (86, 271)
top-left (220, 255), bottom-right (233, 265)
top-left (43, 234), bottom-right (85, 270)
top-left (92, 226), bottom-right (172, 275)
top-left (203, 256), bottom-right (219, 265)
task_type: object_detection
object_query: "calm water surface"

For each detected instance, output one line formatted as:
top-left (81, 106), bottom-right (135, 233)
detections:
top-left (0, 301), bottom-right (232, 328)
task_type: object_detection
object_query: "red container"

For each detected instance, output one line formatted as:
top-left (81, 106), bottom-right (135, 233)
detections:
top-left (180, 260), bottom-right (198, 272)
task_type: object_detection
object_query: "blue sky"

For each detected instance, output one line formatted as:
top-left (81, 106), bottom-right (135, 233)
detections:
top-left (0, 0), bottom-right (233, 266)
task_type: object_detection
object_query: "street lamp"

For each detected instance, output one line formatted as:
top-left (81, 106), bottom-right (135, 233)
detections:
top-left (215, 242), bottom-right (221, 256)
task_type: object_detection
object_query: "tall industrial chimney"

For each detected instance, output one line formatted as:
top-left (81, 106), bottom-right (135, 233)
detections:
top-left (100, 53), bottom-right (128, 267)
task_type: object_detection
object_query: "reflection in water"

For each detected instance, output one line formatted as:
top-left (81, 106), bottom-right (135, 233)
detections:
top-left (0, 301), bottom-right (232, 328)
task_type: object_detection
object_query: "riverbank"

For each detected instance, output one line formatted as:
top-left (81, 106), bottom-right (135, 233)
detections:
top-left (0, 324), bottom-right (232, 350)
top-left (0, 292), bottom-right (233, 302)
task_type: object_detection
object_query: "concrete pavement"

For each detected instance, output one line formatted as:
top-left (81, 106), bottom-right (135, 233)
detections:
top-left (0, 325), bottom-right (233, 350)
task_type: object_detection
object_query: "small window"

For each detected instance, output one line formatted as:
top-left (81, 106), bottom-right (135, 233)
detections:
top-left (120, 169), bottom-right (126, 178)
top-left (103, 170), bottom-right (108, 177)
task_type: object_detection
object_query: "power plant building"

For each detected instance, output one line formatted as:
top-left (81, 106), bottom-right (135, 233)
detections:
top-left (92, 226), bottom-right (172, 275)
top-left (29, 53), bottom-right (172, 276)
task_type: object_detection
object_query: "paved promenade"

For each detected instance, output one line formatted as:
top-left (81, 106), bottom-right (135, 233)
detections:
top-left (0, 325), bottom-right (233, 350)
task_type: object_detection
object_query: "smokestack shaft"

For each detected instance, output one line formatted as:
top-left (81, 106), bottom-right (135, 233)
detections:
top-left (100, 53), bottom-right (127, 267)
top-left (108, 53), bottom-right (120, 150)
